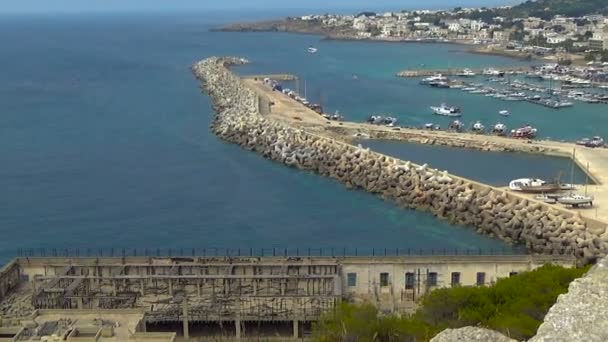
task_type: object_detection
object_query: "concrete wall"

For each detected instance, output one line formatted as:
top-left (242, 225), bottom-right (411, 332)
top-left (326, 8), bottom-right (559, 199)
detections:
top-left (0, 262), bottom-right (20, 304)
top-left (339, 256), bottom-right (574, 307)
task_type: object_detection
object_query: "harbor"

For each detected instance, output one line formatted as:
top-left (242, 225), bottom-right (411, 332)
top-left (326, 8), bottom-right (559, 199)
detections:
top-left (396, 66), bottom-right (532, 78)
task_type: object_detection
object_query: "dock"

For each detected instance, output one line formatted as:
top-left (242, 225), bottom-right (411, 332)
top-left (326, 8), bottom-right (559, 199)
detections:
top-left (244, 76), bottom-right (608, 225)
top-left (243, 73), bottom-right (298, 81)
top-left (396, 66), bottom-right (533, 77)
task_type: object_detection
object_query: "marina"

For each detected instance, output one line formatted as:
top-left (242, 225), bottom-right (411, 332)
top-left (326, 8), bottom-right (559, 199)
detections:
top-left (243, 71), bottom-right (608, 225)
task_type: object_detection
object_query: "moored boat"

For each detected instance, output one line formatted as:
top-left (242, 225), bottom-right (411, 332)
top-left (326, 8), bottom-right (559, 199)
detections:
top-left (471, 121), bottom-right (485, 133)
top-left (557, 194), bottom-right (594, 207)
top-left (492, 123), bottom-right (508, 136)
top-left (499, 110), bottom-right (510, 117)
top-left (430, 104), bottom-right (462, 117)
top-left (511, 125), bottom-right (537, 139)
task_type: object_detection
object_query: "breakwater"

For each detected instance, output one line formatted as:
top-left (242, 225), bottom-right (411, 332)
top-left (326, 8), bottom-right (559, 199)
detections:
top-left (192, 56), bottom-right (608, 263)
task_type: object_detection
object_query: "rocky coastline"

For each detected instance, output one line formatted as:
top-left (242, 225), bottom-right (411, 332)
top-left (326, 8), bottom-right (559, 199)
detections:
top-left (193, 56), bottom-right (608, 263)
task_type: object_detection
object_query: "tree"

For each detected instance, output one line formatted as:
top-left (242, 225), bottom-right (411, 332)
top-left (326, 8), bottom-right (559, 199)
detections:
top-left (313, 265), bottom-right (589, 342)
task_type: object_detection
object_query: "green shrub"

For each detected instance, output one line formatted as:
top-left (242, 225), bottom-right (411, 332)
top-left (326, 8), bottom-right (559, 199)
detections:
top-left (313, 265), bottom-right (589, 341)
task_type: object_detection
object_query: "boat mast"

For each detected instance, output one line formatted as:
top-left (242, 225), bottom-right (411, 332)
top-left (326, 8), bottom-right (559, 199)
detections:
top-left (570, 148), bottom-right (575, 191)
top-left (304, 79), bottom-right (307, 99)
top-left (585, 162), bottom-right (589, 196)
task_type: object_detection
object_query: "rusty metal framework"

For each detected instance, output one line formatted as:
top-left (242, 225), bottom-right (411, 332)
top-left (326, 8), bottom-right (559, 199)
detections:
top-left (31, 257), bottom-right (341, 322)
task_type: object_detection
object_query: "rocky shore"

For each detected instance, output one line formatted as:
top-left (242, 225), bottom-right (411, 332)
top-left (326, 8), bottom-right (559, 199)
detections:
top-left (193, 56), bottom-right (608, 263)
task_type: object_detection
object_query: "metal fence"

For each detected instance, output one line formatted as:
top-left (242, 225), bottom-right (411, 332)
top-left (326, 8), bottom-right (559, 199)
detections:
top-left (13, 246), bottom-right (536, 258)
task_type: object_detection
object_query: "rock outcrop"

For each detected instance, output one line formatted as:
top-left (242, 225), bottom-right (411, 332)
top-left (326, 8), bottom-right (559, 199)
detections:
top-left (192, 56), bottom-right (608, 263)
top-left (430, 326), bottom-right (516, 342)
top-left (529, 256), bottom-right (608, 341)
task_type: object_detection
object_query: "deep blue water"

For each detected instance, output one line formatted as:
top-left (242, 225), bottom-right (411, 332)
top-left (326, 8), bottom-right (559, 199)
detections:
top-left (1, 12), bottom-right (602, 262)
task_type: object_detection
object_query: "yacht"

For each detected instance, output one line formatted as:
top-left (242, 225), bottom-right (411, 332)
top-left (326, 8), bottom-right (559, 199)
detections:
top-left (430, 104), bottom-right (462, 117)
top-left (557, 194), bottom-right (594, 207)
top-left (471, 121), bottom-right (485, 133)
top-left (511, 125), bottom-right (537, 139)
top-left (492, 123), bottom-right (508, 136)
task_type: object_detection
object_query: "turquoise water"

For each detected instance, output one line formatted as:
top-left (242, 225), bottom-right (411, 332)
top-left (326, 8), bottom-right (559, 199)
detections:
top-left (1, 12), bottom-right (603, 261)
top-left (362, 140), bottom-right (592, 186)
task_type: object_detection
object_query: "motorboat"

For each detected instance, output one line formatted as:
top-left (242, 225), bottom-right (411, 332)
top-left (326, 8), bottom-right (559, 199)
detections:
top-left (420, 74), bottom-right (448, 85)
top-left (448, 120), bottom-right (464, 132)
top-left (509, 178), bottom-right (546, 191)
top-left (509, 178), bottom-right (560, 193)
top-left (429, 81), bottom-right (450, 88)
top-left (307, 46), bottom-right (318, 54)
top-left (575, 136), bottom-right (604, 148)
top-left (430, 104), bottom-right (462, 117)
top-left (511, 125), bottom-right (537, 139)
top-left (471, 121), bottom-right (485, 133)
top-left (557, 194), bottom-right (594, 207)
top-left (492, 123), bottom-right (508, 136)
top-left (462, 87), bottom-right (477, 91)
top-left (499, 110), bottom-right (510, 117)
top-left (482, 68), bottom-right (504, 77)
top-left (456, 69), bottom-right (476, 77)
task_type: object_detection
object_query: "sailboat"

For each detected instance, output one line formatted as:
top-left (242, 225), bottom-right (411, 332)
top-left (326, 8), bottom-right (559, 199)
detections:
top-left (558, 150), bottom-right (593, 207)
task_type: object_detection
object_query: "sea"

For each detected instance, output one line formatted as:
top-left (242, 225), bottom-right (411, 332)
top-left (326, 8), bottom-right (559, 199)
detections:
top-left (0, 11), bottom-right (601, 262)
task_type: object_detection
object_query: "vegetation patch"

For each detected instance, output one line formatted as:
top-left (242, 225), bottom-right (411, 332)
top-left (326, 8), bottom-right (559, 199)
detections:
top-left (313, 264), bottom-right (589, 341)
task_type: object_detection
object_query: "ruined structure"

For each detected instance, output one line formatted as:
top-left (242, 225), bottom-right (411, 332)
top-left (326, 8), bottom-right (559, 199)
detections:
top-left (0, 255), bottom-right (572, 339)
top-left (192, 57), bottom-right (608, 262)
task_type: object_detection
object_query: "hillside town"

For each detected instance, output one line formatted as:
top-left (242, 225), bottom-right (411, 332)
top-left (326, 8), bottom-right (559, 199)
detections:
top-left (292, 7), bottom-right (608, 62)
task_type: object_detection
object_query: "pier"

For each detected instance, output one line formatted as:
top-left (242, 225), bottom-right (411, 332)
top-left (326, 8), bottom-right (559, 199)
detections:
top-left (396, 66), bottom-right (533, 77)
top-left (0, 255), bottom-right (575, 340)
top-left (244, 73), bottom-right (297, 81)
top-left (244, 75), bottom-right (608, 226)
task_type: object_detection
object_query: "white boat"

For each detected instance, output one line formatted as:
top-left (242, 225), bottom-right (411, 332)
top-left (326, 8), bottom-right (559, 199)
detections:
top-left (492, 123), bottom-right (508, 135)
top-left (509, 178), bottom-right (546, 191)
top-left (499, 110), bottom-right (510, 116)
top-left (471, 121), bottom-right (485, 133)
top-left (482, 68), bottom-right (504, 77)
top-left (420, 74), bottom-right (448, 84)
top-left (307, 46), bottom-right (318, 54)
top-left (535, 194), bottom-right (558, 204)
top-left (457, 69), bottom-right (476, 77)
top-left (448, 120), bottom-right (464, 131)
top-left (576, 136), bottom-right (604, 148)
top-left (430, 104), bottom-right (462, 117)
top-left (511, 125), bottom-right (537, 139)
top-left (557, 194), bottom-right (594, 207)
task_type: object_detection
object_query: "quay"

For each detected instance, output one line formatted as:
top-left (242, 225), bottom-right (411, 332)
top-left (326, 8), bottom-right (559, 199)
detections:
top-left (243, 75), bottom-right (608, 225)
top-left (396, 66), bottom-right (532, 77)
top-left (0, 255), bottom-right (575, 340)
top-left (243, 73), bottom-right (297, 81)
